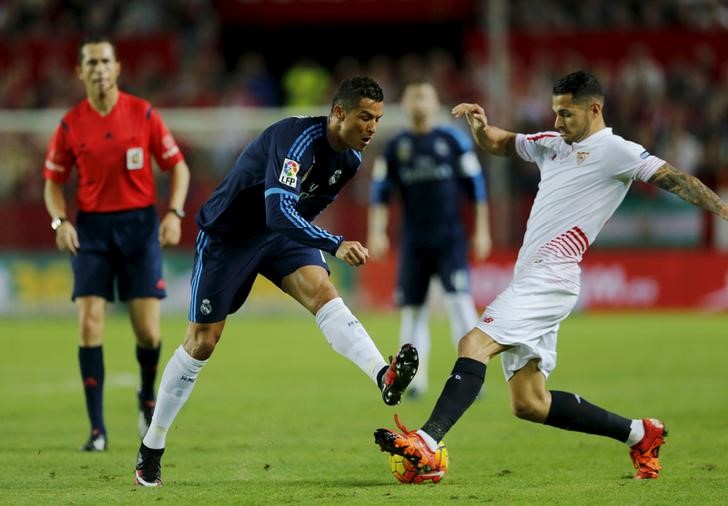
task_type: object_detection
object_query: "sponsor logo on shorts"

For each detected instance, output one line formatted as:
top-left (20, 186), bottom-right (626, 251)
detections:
top-left (279, 158), bottom-right (300, 187)
top-left (483, 316), bottom-right (494, 324)
top-left (200, 298), bottom-right (212, 315)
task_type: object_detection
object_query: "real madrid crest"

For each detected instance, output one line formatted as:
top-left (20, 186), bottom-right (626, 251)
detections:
top-left (328, 169), bottom-right (342, 185)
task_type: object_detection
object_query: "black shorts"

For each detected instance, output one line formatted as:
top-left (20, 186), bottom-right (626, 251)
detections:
top-left (188, 230), bottom-right (330, 323)
top-left (71, 206), bottom-right (165, 302)
top-left (396, 236), bottom-right (471, 306)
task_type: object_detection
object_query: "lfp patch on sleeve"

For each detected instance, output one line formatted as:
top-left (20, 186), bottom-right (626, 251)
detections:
top-left (279, 158), bottom-right (300, 188)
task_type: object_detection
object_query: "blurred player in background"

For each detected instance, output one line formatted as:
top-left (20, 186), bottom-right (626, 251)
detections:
top-left (374, 70), bottom-right (728, 480)
top-left (43, 37), bottom-right (191, 452)
top-left (134, 76), bottom-right (418, 487)
top-left (368, 80), bottom-right (491, 398)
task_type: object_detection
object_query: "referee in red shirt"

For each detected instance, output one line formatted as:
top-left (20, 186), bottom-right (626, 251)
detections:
top-left (43, 37), bottom-right (191, 452)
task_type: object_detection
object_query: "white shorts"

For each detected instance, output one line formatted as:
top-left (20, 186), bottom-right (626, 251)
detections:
top-left (475, 271), bottom-right (579, 381)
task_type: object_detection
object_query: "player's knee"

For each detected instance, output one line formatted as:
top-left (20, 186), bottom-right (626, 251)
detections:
top-left (510, 396), bottom-right (549, 422)
top-left (134, 328), bottom-right (159, 348)
top-left (183, 325), bottom-right (222, 360)
top-left (79, 312), bottom-right (104, 345)
top-left (511, 398), bottom-right (539, 421)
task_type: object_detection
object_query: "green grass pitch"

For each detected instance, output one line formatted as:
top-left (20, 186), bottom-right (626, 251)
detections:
top-left (1, 311), bottom-right (726, 505)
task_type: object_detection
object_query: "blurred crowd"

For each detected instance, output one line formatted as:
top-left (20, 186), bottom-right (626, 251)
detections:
top-left (1, 0), bottom-right (727, 249)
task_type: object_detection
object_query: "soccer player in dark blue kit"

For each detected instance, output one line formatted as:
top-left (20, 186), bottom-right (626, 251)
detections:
top-left (368, 80), bottom-right (492, 398)
top-left (134, 76), bottom-right (419, 487)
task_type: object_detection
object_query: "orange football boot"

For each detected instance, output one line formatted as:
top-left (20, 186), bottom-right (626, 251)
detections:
top-left (630, 418), bottom-right (667, 479)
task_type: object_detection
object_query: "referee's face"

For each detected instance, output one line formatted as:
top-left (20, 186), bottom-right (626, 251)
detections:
top-left (78, 42), bottom-right (120, 97)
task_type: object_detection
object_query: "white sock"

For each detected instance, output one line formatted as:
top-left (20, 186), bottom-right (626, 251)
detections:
top-left (400, 305), bottom-right (430, 391)
top-left (142, 345), bottom-right (207, 449)
top-left (316, 297), bottom-right (387, 385)
top-left (416, 429), bottom-right (439, 452)
top-left (626, 419), bottom-right (645, 447)
top-left (443, 292), bottom-right (479, 349)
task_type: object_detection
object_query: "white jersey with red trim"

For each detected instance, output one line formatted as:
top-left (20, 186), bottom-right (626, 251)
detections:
top-left (513, 127), bottom-right (665, 284)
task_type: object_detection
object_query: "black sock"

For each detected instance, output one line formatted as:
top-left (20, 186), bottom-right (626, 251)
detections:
top-left (421, 358), bottom-right (486, 442)
top-left (136, 344), bottom-right (161, 401)
top-left (376, 365), bottom-right (387, 390)
top-left (78, 346), bottom-right (105, 435)
top-left (544, 390), bottom-right (631, 442)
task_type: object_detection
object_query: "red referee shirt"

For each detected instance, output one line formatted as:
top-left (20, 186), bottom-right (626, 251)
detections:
top-left (43, 92), bottom-right (185, 213)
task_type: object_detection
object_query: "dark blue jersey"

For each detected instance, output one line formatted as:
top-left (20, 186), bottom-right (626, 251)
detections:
top-left (370, 125), bottom-right (487, 243)
top-left (197, 116), bottom-right (362, 254)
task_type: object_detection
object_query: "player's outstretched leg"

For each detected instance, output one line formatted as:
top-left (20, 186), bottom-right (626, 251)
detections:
top-left (135, 443), bottom-right (164, 487)
top-left (630, 418), bottom-right (667, 479)
top-left (380, 343), bottom-right (419, 406)
top-left (374, 414), bottom-right (437, 471)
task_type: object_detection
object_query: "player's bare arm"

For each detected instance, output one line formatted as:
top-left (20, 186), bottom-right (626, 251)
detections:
top-left (159, 160), bottom-right (191, 246)
top-left (649, 163), bottom-right (728, 220)
top-left (43, 179), bottom-right (79, 254)
top-left (451, 103), bottom-right (517, 157)
top-left (336, 240), bottom-right (369, 267)
top-left (367, 204), bottom-right (390, 260)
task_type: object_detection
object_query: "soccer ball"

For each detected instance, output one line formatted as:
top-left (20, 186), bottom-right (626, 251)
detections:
top-left (388, 441), bottom-right (448, 484)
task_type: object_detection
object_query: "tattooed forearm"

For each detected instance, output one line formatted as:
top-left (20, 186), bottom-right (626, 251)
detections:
top-left (649, 163), bottom-right (728, 219)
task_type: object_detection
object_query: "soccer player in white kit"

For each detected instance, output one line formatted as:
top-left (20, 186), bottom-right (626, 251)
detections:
top-left (374, 71), bottom-right (728, 480)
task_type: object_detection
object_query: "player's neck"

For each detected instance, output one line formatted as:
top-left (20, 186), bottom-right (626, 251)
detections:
top-left (87, 87), bottom-right (120, 116)
top-left (411, 118), bottom-right (433, 134)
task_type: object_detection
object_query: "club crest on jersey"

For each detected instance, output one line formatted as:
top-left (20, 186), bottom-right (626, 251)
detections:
top-left (328, 169), bottom-right (342, 186)
top-left (576, 151), bottom-right (590, 165)
top-left (279, 158), bottom-right (300, 188)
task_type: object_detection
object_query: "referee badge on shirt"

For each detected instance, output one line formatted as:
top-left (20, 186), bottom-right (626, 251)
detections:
top-left (279, 158), bottom-right (300, 188)
top-left (126, 147), bottom-right (144, 170)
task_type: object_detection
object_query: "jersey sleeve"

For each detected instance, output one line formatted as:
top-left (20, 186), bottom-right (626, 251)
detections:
top-left (449, 127), bottom-right (487, 202)
top-left (369, 153), bottom-right (393, 205)
top-left (147, 107), bottom-right (184, 171)
top-left (515, 131), bottom-right (561, 166)
top-left (43, 120), bottom-right (74, 183)
top-left (263, 122), bottom-right (343, 254)
top-left (605, 137), bottom-right (665, 182)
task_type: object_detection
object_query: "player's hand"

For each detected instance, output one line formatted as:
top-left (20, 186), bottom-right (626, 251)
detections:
top-left (472, 230), bottom-right (492, 261)
top-left (159, 212), bottom-right (182, 246)
top-left (55, 221), bottom-right (79, 255)
top-left (336, 240), bottom-right (369, 267)
top-left (367, 232), bottom-right (389, 261)
top-left (451, 103), bottom-right (489, 134)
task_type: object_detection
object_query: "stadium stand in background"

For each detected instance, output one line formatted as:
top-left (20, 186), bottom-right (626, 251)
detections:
top-left (1, 0), bottom-right (727, 314)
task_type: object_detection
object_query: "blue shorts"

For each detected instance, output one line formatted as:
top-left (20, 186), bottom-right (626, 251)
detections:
top-left (188, 231), bottom-right (329, 323)
top-left (71, 206), bottom-right (165, 302)
top-left (396, 236), bottom-right (470, 306)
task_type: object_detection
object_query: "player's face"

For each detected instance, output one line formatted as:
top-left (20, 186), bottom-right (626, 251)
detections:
top-left (402, 83), bottom-right (439, 124)
top-left (552, 94), bottom-right (593, 144)
top-left (77, 42), bottom-right (120, 97)
top-left (337, 98), bottom-right (384, 151)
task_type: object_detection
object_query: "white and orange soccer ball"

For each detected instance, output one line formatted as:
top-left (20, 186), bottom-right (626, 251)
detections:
top-left (388, 441), bottom-right (448, 484)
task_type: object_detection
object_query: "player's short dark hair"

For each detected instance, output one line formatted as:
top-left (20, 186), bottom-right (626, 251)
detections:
top-left (552, 71), bottom-right (604, 103)
top-left (331, 76), bottom-right (383, 111)
top-left (78, 35), bottom-right (117, 63)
